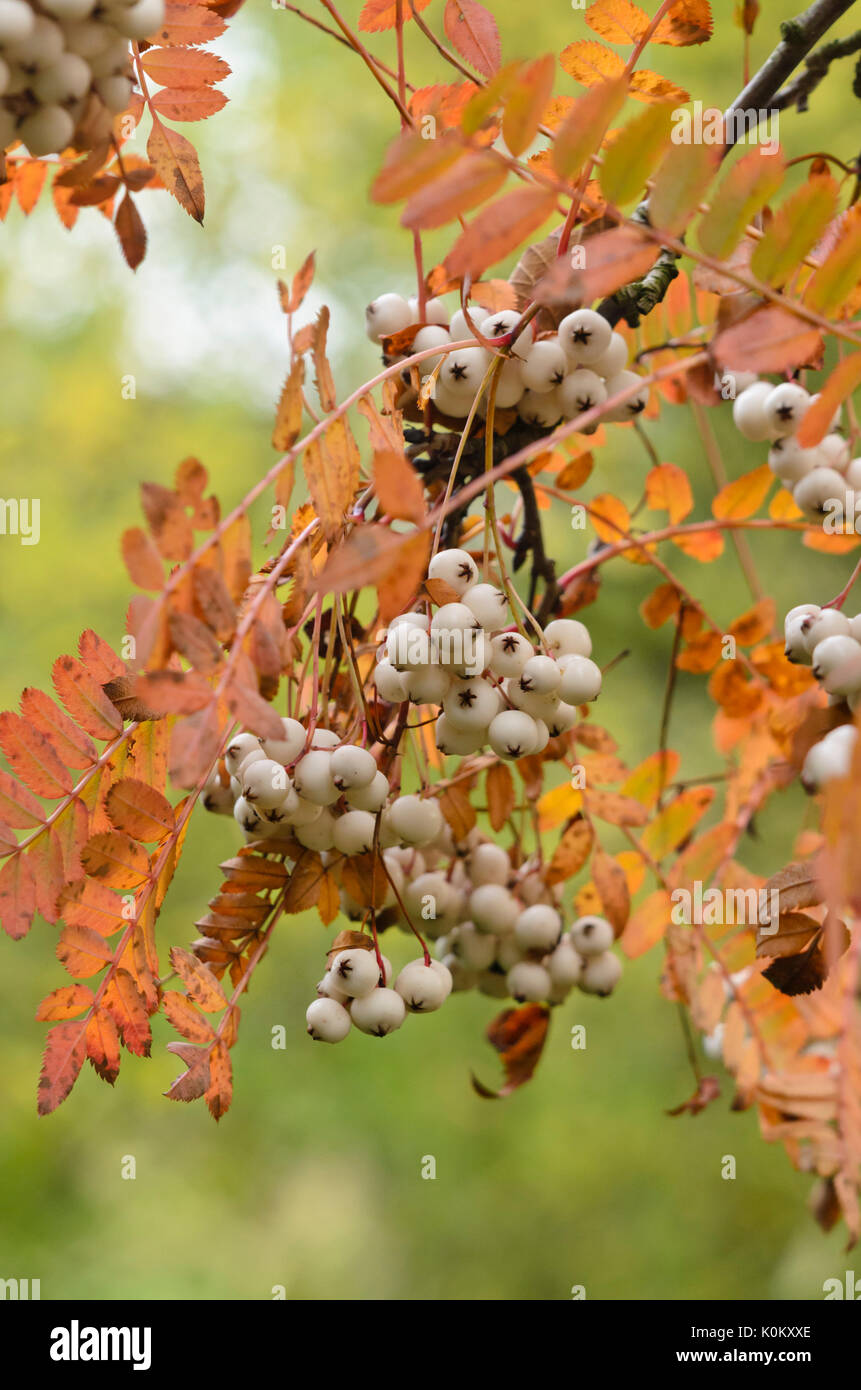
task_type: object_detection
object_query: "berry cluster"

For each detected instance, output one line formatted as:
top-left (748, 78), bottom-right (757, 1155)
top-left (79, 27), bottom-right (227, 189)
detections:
top-left (306, 948), bottom-right (453, 1042)
top-left (374, 547), bottom-right (602, 760)
top-left (365, 293), bottom-right (649, 429)
top-left (0, 0), bottom-right (161, 157)
top-left (783, 603), bottom-right (861, 790)
top-left (202, 720), bottom-right (445, 855)
top-left (313, 829), bottom-right (623, 1044)
top-left (733, 377), bottom-right (853, 521)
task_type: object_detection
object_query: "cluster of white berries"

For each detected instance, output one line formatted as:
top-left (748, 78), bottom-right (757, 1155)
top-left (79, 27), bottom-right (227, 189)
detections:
top-left (365, 293), bottom-right (649, 429)
top-left (312, 829), bottom-right (623, 1043)
top-left (0, 0), bottom-right (162, 157)
top-left (783, 603), bottom-right (861, 790)
top-left (306, 947), bottom-right (453, 1042)
top-left (373, 547), bottom-right (602, 761)
top-left (732, 377), bottom-right (853, 521)
top-left (202, 719), bottom-right (446, 856)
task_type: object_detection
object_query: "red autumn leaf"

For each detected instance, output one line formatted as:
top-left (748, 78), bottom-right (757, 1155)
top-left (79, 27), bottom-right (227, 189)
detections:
top-left (445, 184), bottom-right (557, 279)
top-left (401, 151), bottom-right (508, 230)
top-left (714, 306), bottom-right (823, 376)
top-left (472, 1003), bottom-right (551, 1098)
top-left (444, 0), bottom-right (501, 79)
top-left (0, 852), bottom-right (37, 940)
top-left (52, 655), bottom-right (124, 740)
top-left (577, 225), bottom-right (659, 301)
top-left (105, 779), bottom-right (176, 843)
top-left (114, 191), bottom-right (147, 271)
top-left (0, 713), bottom-right (74, 799)
top-left (37, 1021), bottom-right (87, 1115)
top-left (20, 687), bottom-right (97, 770)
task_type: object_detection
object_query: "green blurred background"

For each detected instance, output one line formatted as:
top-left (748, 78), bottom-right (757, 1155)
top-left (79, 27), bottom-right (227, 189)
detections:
top-left (1, 0), bottom-right (860, 1300)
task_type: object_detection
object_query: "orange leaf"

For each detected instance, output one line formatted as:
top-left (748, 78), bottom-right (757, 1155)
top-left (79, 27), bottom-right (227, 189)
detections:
top-left (652, 0), bottom-right (713, 45)
top-left (712, 305), bottom-right (823, 375)
top-left (0, 711), bottom-right (74, 800)
top-left (592, 848), bottom-right (630, 932)
top-left (797, 352), bottom-right (861, 448)
top-left (163, 989), bottom-right (215, 1043)
top-left (170, 946), bottom-right (228, 1012)
top-left (729, 597), bottom-right (776, 646)
top-left (36, 985), bottom-right (94, 1022)
top-left (486, 762), bottom-right (515, 832)
top-left (105, 779), bottom-right (175, 843)
top-left (122, 526), bottom-right (165, 590)
top-left (140, 45), bottom-right (230, 87)
top-left (103, 970), bottom-right (152, 1056)
top-left (711, 463), bottom-right (773, 520)
top-left (676, 630), bottom-right (723, 672)
top-left (305, 418), bottom-right (360, 539)
top-left (444, 184), bottom-right (557, 280)
top-left (589, 491), bottom-right (630, 545)
top-left (628, 71), bottom-right (689, 103)
top-left (620, 889), bottom-right (673, 958)
top-left (155, 1), bottom-right (226, 45)
top-left (577, 224), bottom-right (659, 301)
top-left (0, 852), bottom-right (36, 939)
top-left (52, 654), bottom-right (123, 740)
top-left (585, 0), bottom-right (649, 43)
top-left (151, 86), bottom-right (227, 122)
top-left (671, 527), bottom-right (724, 561)
top-left (57, 923), bottom-right (115, 977)
top-left (359, 0), bottom-right (433, 30)
top-left (81, 831), bottom-right (150, 890)
top-left (205, 1038), bottom-right (233, 1120)
top-left (146, 118), bottom-right (205, 223)
top-left (86, 1009), bottom-right (121, 1083)
top-left (373, 450), bottom-right (426, 525)
top-left (645, 462), bottom-right (693, 523)
top-left (559, 39), bottom-right (626, 86)
top-left (37, 1021), bottom-right (87, 1116)
top-left (639, 583), bottom-right (680, 629)
top-left (373, 130), bottom-right (463, 205)
top-left (272, 357), bottom-right (305, 452)
top-left (401, 151), bottom-right (507, 229)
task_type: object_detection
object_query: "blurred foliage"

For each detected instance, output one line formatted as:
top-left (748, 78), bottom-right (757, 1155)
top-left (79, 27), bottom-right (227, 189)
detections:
top-left (1, 0), bottom-right (859, 1299)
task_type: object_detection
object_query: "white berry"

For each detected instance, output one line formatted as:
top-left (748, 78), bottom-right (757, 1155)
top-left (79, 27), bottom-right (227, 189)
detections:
top-left (571, 914), bottom-right (614, 956)
top-left (306, 997), bottom-right (351, 1042)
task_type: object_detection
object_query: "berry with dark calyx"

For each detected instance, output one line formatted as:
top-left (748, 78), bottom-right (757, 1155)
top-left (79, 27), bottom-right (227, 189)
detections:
top-left (558, 369), bottom-right (607, 419)
top-left (331, 744), bottom-right (377, 790)
top-left (330, 948), bottom-right (381, 998)
top-left (507, 960), bottom-right (552, 1002)
top-left (603, 370), bottom-right (649, 422)
top-left (349, 987), bottom-right (406, 1036)
top-left (427, 546), bottom-right (479, 595)
top-left (571, 914), bottom-right (614, 956)
top-left (557, 309), bottom-right (612, 366)
top-left (521, 340), bottom-right (568, 394)
top-left (306, 997), bottom-right (352, 1042)
top-left (544, 618), bottom-right (592, 658)
top-left (489, 630), bottom-right (532, 677)
top-left (764, 382), bottom-right (810, 437)
top-left (395, 960), bottom-right (448, 1012)
top-left (732, 381), bottom-right (777, 441)
top-left (488, 709), bottom-right (539, 759)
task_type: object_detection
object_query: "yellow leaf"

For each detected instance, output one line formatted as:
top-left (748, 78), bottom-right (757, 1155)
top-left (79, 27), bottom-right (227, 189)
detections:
top-left (537, 782), bottom-right (583, 831)
top-left (711, 463), bottom-right (773, 520)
